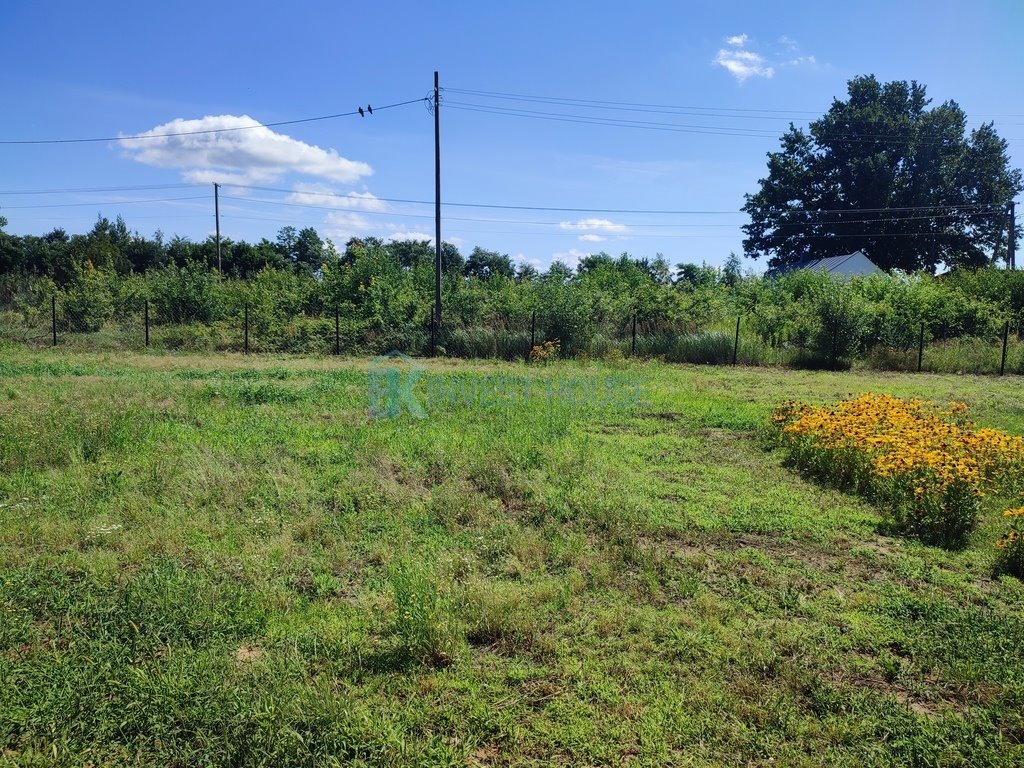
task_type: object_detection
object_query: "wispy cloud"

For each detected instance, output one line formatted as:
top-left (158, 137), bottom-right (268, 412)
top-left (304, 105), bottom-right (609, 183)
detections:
top-left (287, 183), bottom-right (387, 211)
top-left (714, 33), bottom-right (819, 83)
top-left (714, 34), bottom-right (775, 83)
top-left (388, 231), bottom-right (433, 242)
top-left (551, 248), bottom-right (590, 269)
top-left (120, 115), bottom-right (373, 185)
top-left (323, 211), bottom-right (373, 244)
top-left (578, 234), bottom-right (605, 242)
top-left (558, 218), bottom-right (628, 233)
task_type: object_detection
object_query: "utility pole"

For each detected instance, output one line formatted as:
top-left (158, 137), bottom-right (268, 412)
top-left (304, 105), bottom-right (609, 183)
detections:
top-left (433, 71), bottom-right (442, 353)
top-left (214, 182), bottom-right (222, 274)
top-left (1009, 201), bottom-right (1016, 270)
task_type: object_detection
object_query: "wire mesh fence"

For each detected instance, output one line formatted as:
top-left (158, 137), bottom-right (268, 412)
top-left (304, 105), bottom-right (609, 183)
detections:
top-left (2, 290), bottom-right (1022, 375)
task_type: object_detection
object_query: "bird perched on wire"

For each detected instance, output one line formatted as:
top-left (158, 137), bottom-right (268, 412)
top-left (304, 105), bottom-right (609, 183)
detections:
top-left (358, 107), bottom-right (365, 117)
top-left (367, 104), bottom-right (373, 115)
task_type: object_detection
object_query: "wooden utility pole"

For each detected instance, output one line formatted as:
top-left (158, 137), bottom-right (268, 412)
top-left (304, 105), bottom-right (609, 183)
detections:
top-left (433, 71), bottom-right (442, 353)
top-left (1009, 201), bottom-right (1016, 270)
top-left (214, 182), bottom-right (222, 274)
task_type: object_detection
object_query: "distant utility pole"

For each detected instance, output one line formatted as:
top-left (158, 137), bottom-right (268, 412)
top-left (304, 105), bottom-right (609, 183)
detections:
top-left (214, 182), bottom-right (222, 274)
top-left (1009, 200), bottom-right (1016, 270)
top-left (433, 70), bottom-right (442, 352)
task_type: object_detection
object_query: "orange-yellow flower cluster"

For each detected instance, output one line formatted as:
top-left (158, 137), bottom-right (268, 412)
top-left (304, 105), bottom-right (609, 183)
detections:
top-left (773, 394), bottom-right (1024, 497)
top-left (770, 394), bottom-right (1024, 547)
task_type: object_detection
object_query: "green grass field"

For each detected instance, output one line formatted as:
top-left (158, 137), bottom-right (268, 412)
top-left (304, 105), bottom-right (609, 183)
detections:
top-left (2, 347), bottom-right (1024, 766)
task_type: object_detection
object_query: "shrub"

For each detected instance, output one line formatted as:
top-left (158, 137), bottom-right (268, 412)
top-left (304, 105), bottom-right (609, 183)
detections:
top-left (529, 339), bottom-right (560, 363)
top-left (61, 268), bottom-right (113, 333)
top-left (808, 280), bottom-right (869, 367)
top-left (995, 508), bottom-right (1024, 579)
top-left (148, 262), bottom-right (226, 324)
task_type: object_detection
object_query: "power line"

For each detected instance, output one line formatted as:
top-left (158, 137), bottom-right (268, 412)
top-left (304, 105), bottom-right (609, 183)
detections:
top-left (445, 87), bottom-right (824, 116)
top-left (220, 193), bottom-right (1001, 228)
top-left (0, 183), bottom-right (198, 195)
top-left (0, 195), bottom-right (208, 210)
top-left (220, 183), bottom-right (1001, 216)
top-left (445, 101), bottom-right (1024, 145)
top-left (0, 98), bottom-right (426, 145)
top-left (445, 86), bottom-right (1024, 120)
top-left (1, 181), bottom-right (1002, 222)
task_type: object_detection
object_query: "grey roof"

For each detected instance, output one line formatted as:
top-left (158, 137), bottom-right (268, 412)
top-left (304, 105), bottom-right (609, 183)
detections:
top-left (765, 250), bottom-right (883, 278)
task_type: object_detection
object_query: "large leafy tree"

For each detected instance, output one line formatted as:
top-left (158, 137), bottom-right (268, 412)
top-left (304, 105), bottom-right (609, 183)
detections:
top-left (742, 75), bottom-right (1022, 273)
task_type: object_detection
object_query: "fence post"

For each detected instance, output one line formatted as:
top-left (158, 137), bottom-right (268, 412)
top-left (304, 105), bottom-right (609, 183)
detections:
top-left (917, 321), bottom-right (925, 373)
top-left (144, 300), bottom-right (150, 348)
top-left (334, 306), bottom-right (340, 356)
top-left (51, 295), bottom-right (57, 347)
top-left (631, 314), bottom-right (637, 356)
top-left (1001, 320), bottom-right (1010, 376)
top-left (243, 302), bottom-right (249, 355)
top-left (733, 316), bottom-right (741, 365)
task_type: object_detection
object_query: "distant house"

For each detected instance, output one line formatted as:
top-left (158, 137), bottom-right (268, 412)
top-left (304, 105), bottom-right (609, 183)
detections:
top-left (765, 250), bottom-right (883, 279)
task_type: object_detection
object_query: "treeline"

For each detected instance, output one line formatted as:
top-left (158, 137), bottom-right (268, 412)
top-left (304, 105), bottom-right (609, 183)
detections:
top-left (1, 215), bottom-right (1023, 369)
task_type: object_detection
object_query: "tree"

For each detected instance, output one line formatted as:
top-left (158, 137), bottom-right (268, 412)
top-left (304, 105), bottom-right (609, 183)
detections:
top-left (0, 216), bottom-right (20, 275)
top-left (742, 75), bottom-right (1023, 273)
top-left (293, 227), bottom-right (327, 274)
top-left (464, 247), bottom-right (514, 279)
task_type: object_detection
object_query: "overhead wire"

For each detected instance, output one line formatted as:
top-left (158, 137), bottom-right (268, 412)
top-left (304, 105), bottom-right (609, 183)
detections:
top-left (0, 195), bottom-right (209, 209)
top-left (444, 100), bottom-right (1023, 145)
top-left (218, 193), bottom-right (1002, 228)
top-left (445, 86), bottom-right (1024, 121)
top-left (0, 97), bottom-right (426, 145)
top-left (219, 183), bottom-right (1001, 216)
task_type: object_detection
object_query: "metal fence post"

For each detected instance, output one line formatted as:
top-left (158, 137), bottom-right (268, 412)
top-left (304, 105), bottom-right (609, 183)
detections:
top-left (1001, 320), bottom-right (1010, 376)
top-left (243, 302), bottom-right (249, 355)
top-left (631, 314), bottom-right (637, 356)
top-left (144, 300), bottom-right (150, 348)
top-left (733, 316), bottom-right (741, 365)
top-left (51, 295), bottom-right (57, 347)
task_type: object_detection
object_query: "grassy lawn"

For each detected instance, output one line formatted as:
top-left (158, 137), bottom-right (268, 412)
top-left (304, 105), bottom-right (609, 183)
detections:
top-left (2, 348), bottom-right (1024, 766)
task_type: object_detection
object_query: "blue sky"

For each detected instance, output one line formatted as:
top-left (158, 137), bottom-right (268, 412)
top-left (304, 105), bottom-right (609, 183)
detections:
top-left (2, 0), bottom-right (1022, 272)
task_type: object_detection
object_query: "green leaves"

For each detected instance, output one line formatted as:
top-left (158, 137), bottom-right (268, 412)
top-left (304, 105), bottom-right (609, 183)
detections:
top-left (743, 75), bottom-right (1023, 273)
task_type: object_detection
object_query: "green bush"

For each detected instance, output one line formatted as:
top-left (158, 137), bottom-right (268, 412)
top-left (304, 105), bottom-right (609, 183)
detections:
top-left (61, 268), bottom-right (113, 333)
top-left (148, 262), bottom-right (226, 324)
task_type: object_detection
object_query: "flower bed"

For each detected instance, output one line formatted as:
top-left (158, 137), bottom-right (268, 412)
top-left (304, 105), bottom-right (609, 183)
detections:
top-left (769, 394), bottom-right (1024, 548)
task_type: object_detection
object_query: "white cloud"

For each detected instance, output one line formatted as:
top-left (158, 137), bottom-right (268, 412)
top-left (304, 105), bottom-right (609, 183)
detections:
top-left (558, 218), bottom-right (628, 233)
top-left (287, 182), bottom-right (387, 211)
top-left (714, 34), bottom-right (820, 83)
top-left (714, 48), bottom-right (774, 82)
top-left (388, 231), bottom-right (433, 242)
top-left (324, 212), bottom-right (371, 230)
top-left (120, 115), bottom-right (373, 185)
top-left (323, 211), bottom-right (373, 243)
top-left (782, 55), bottom-right (817, 68)
top-left (551, 248), bottom-right (590, 269)
top-left (578, 234), bottom-right (605, 242)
